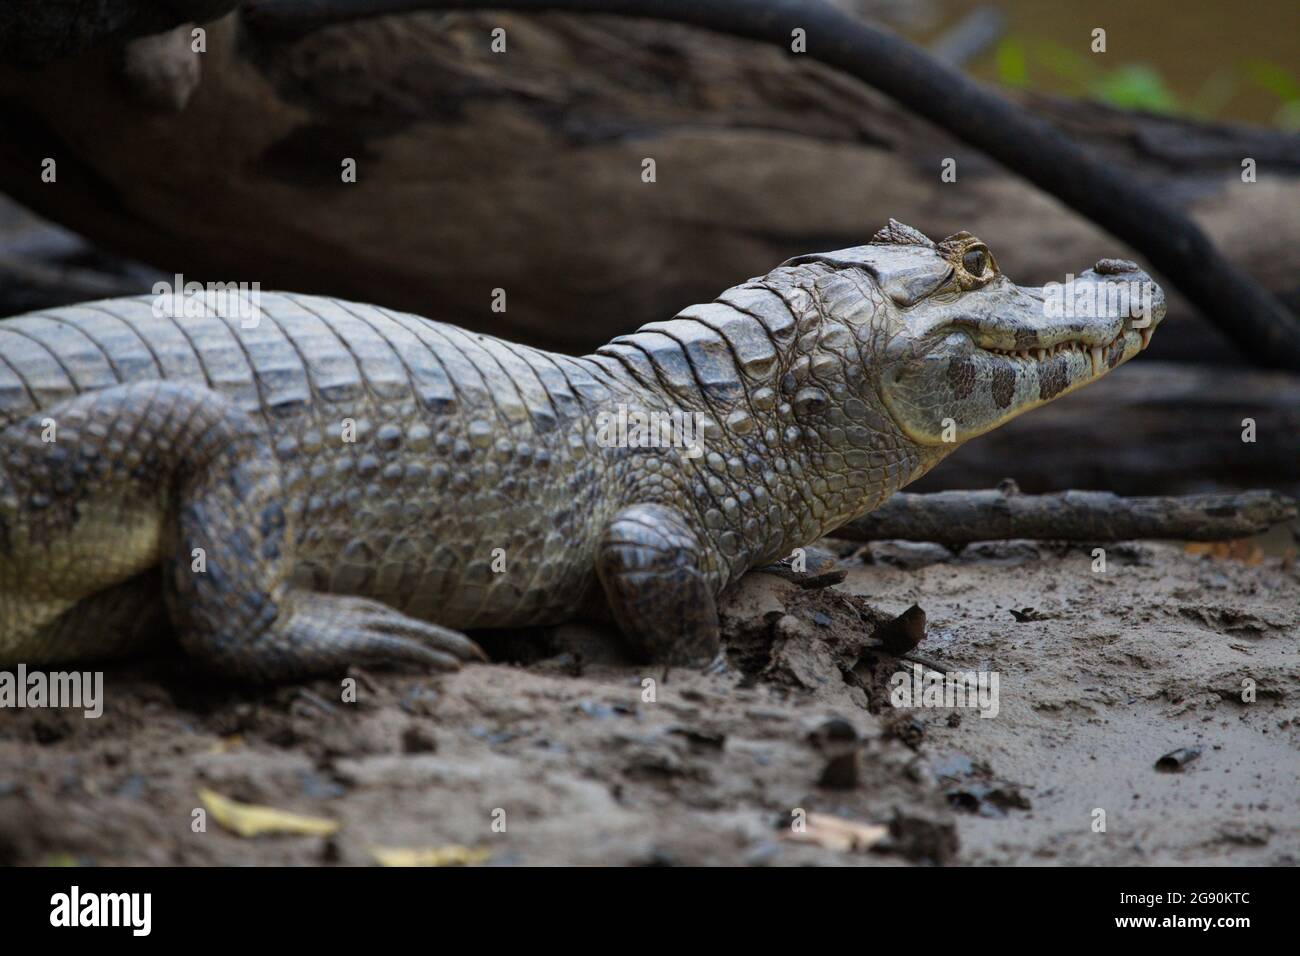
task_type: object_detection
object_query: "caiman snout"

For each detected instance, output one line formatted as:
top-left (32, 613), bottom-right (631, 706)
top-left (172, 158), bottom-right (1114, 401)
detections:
top-left (884, 249), bottom-right (1167, 445)
top-left (1073, 259), bottom-right (1167, 353)
top-left (815, 220), bottom-right (1174, 449)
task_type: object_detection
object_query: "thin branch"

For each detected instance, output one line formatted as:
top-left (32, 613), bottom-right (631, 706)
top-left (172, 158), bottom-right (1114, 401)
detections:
top-left (831, 488), bottom-right (1297, 548)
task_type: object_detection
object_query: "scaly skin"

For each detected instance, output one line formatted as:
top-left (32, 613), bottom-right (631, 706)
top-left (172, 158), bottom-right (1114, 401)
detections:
top-left (0, 222), bottom-right (1165, 679)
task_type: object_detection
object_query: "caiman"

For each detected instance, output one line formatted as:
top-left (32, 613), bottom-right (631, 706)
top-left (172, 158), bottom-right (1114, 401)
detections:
top-left (0, 221), bottom-right (1164, 679)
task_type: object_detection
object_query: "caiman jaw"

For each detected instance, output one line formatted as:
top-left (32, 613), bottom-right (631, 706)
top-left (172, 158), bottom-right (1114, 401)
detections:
top-left (877, 254), bottom-right (1167, 447)
top-left (981, 322), bottom-right (1154, 379)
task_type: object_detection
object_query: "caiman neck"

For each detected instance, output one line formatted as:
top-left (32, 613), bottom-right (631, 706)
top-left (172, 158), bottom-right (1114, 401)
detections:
top-left (755, 430), bottom-right (946, 569)
top-left (687, 388), bottom-right (947, 587)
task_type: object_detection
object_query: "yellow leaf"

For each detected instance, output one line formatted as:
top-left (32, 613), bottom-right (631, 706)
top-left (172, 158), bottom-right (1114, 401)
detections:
top-left (1184, 539), bottom-right (1264, 564)
top-left (368, 845), bottom-right (491, 867)
top-left (785, 813), bottom-right (888, 853)
top-left (198, 788), bottom-right (339, 838)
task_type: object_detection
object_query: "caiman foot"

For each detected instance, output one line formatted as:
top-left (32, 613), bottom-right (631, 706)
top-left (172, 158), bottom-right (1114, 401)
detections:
top-left (198, 593), bottom-right (489, 681)
top-left (596, 503), bottom-right (721, 668)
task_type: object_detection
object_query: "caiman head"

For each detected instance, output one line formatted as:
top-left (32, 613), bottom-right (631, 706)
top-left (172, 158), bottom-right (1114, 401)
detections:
top-left (777, 219), bottom-right (1165, 454)
top-left (598, 219), bottom-right (1166, 568)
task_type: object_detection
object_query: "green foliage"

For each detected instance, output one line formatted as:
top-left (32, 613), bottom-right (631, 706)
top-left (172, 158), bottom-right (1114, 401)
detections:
top-left (986, 35), bottom-right (1298, 127)
top-left (994, 38), bottom-right (1028, 88)
top-left (1088, 65), bottom-right (1179, 114)
top-left (1241, 58), bottom-right (1300, 101)
top-left (1241, 58), bottom-right (1300, 129)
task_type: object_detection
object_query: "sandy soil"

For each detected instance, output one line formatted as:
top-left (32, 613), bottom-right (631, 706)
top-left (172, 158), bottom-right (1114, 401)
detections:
top-left (1, 538), bottom-right (1296, 866)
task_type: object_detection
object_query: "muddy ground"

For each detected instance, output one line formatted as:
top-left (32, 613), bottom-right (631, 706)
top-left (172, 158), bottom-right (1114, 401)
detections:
top-left (1, 537), bottom-right (1297, 866)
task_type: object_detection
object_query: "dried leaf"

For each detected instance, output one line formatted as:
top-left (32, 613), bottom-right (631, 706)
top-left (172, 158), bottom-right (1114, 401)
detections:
top-left (199, 788), bottom-right (339, 838)
top-left (369, 845), bottom-right (491, 867)
top-left (785, 813), bottom-right (887, 853)
top-left (1184, 540), bottom-right (1264, 564)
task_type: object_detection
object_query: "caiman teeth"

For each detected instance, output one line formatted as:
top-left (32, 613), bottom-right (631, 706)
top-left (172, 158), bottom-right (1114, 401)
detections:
top-left (988, 330), bottom-right (1134, 374)
top-left (1140, 326), bottom-right (1153, 350)
top-left (993, 329), bottom-right (1138, 374)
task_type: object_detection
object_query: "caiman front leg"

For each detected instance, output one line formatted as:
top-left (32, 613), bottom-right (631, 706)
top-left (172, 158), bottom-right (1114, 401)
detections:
top-left (0, 381), bottom-right (485, 678)
top-left (595, 503), bottom-right (721, 667)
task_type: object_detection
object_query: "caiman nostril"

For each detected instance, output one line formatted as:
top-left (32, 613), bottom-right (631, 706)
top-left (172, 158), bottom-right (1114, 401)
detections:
top-left (1094, 258), bottom-right (1139, 275)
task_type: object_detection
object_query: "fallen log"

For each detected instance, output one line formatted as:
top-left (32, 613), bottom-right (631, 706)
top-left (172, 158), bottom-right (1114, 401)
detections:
top-left (243, 0), bottom-right (1300, 368)
top-left (1, 6), bottom-right (1296, 359)
top-left (832, 486), bottom-right (1296, 548)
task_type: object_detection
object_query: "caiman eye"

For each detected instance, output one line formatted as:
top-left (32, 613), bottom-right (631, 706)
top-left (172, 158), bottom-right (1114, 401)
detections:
top-left (962, 248), bottom-right (989, 277)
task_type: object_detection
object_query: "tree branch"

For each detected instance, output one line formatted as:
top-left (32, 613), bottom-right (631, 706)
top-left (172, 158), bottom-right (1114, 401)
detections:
top-left (831, 487), bottom-right (1297, 548)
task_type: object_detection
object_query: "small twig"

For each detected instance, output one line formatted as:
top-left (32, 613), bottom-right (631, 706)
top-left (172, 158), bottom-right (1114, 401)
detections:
top-left (898, 653), bottom-right (949, 673)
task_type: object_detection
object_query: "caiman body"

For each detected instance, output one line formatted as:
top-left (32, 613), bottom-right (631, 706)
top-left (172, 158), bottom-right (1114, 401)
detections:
top-left (0, 222), bottom-right (1164, 678)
